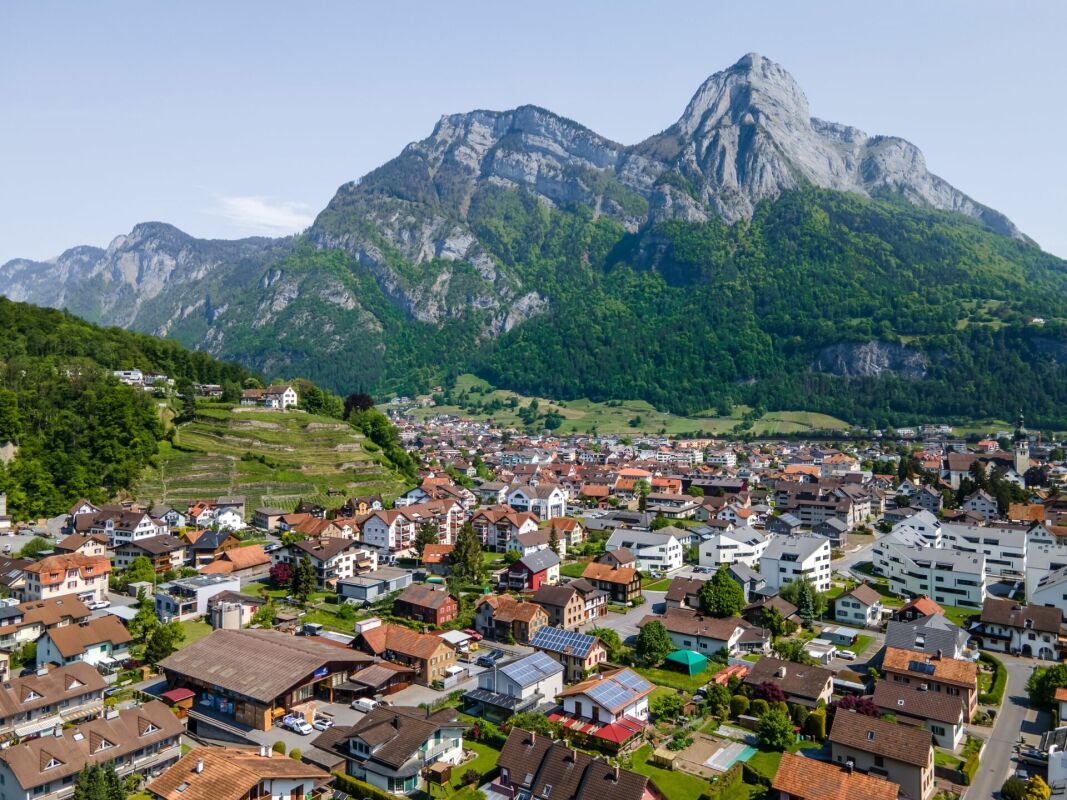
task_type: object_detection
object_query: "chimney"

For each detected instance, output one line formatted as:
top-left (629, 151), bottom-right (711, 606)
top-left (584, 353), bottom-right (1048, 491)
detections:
top-left (194, 757), bottom-right (204, 774)
top-left (844, 760), bottom-right (854, 775)
top-left (259, 745), bottom-right (267, 758)
top-left (392, 715), bottom-right (401, 729)
top-left (613, 765), bottom-right (619, 783)
top-left (934, 649), bottom-right (943, 661)
top-left (530, 732), bottom-right (535, 746)
top-left (267, 746), bottom-right (273, 758)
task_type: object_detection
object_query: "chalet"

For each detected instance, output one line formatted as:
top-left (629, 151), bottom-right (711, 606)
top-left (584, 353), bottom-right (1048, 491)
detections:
top-left (420, 544), bottom-right (453, 576)
top-left (502, 550), bottom-right (561, 592)
top-left (973, 597), bottom-right (1064, 660)
top-left (544, 517), bottom-right (585, 547)
top-left (271, 537), bottom-right (376, 589)
top-left (532, 580), bottom-right (608, 628)
top-left (114, 535), bottom-right (187, 573)
top-left (392, 584), bottom-right (458, 626)
top-left (354, 624), bottom-right (456, 686)
top-left (743, 656), bottom-right (834, 708)
top-left (833, 583), bottom-right (884, 628)
top-left (182, 529), bottom-right (241, 566)
top-left (581, 558), bottom-right (642, 604)
top-left (881, 646), bottom-right (979, 717)
top-left (829, 710), bottom-right (935, 800)
top-left (529, 626), bottom-right (606, 682)
top-left (554, 668), bottom-right (652, 748)
top-left (475, 595), bottom-right (548, 644)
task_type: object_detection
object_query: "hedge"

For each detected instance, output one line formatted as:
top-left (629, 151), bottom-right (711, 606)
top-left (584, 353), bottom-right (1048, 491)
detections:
top-left (978, 652), bottom-right (1007, 706)
top-left (961, 751), bottom-right (980, 786)
top-left (702, 763), bottom-right (744, 800)
top-left (741, 762), bottom-right (772, 788)
top-left (332, 773), bottom-right (397, 800)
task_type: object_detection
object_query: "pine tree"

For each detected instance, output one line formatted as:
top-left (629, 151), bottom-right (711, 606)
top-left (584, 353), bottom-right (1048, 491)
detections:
top-left (452, 522), bottom-right (484, 585)
top-left (73, 763), bottom-right (109, 800)
top-left (796, 580), bottom-right (816, 628)
top-left (290, 555), bottom-right (317, 604)
top-left (548, 524), bottom-right (560, 557)
top-left (415, 521), bottom-right (439, 560)
top-left (103, 761), bottom-right (125, 800)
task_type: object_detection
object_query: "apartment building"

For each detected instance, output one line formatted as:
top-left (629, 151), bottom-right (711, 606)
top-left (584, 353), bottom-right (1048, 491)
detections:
top-left (759, 534), bottom-right (832, 593)
top-left (697, 526), bottom-right (768, 567)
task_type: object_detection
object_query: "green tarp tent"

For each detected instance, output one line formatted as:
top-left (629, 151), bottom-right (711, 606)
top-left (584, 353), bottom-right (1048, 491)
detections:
top-left (664, 649), bottom-right (707, 676)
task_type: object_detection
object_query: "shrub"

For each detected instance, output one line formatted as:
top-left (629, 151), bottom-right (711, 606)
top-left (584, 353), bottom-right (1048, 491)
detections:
top-left (979, 652), bottom-right (1007, 705)
top-left (804, 709), bottom-right (826, 740)
top-left (289, 748), bottom-right (301, 760)
top-left (462, 769), bottom-right (481, 786)
top-left (791, 704), bottom-right (810, 729)
top-left (773, 700), bottom-right (790, 717)
top-left (756, 708), bottom-right (793, 751)
top-left (331, 773), bottom-right (398, 800)
top-left (730, 695), bottom-right (750, 718)
top-left (960, 750), bottom-right (980, 786)
top-left (1000, 779), bottom-right (1027, 800)
top-left (750, 698), bottom-right (769, 717)
top-left (271, 741), bottom-right (286, 754)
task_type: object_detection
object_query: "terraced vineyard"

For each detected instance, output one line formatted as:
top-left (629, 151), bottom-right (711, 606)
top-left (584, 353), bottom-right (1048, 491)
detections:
top-left (134, 404), bottom-right (408, 516)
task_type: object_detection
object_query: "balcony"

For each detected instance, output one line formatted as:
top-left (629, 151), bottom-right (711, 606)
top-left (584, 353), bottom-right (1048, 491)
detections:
top-left (423, 738), bottom-right (459, 763)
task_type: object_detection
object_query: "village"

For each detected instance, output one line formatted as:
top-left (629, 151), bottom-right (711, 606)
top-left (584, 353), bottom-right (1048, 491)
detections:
top-left (0, 387), bottom-right (1066, 800)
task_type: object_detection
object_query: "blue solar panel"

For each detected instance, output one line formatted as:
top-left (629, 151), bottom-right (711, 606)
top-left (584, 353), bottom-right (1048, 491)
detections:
top-left (613, 670), bottom-right (652, 693)
top-left (500, 651), bottom-right (561, 685)
top-left (531, 626), bottom-right (594, 658)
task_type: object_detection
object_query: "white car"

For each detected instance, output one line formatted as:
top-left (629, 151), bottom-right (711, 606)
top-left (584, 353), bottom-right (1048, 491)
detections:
top-left (351, 698), bottom-right (380, 714)
top-left (87, 599), bottom-right (111, 611)
top-left (312, 716), bottom-right (334, 732)
top-left (288, 719), bottom-right (314, 735)
top-left (837, 649), bottom-right (856, 661)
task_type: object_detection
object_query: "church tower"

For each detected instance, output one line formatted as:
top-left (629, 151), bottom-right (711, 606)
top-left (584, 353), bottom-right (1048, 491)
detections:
top-left (1014, 413), bottom-right (1030, 475)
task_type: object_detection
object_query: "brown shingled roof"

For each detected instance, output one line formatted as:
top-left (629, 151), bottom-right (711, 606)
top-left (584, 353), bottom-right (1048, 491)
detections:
top-left (45, 616), bottom-right (132, 659)
top-left (829, 709), bottom-right (932, 767)
top-left (148, 746), bottom-right (329, 800)
top-left (358, 623), bottom-right (453, 660)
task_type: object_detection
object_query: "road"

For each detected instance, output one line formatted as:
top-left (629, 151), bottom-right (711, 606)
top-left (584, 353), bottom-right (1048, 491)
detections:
top-left (966, 654), bottom-right (1047, 800)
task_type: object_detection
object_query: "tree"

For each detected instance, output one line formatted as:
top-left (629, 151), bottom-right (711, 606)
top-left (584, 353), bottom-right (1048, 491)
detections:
top-left (1027, 663), bottom-right (1067, 708)
top-left (637, 480), bottom-right (650, 512)
top-left (16, 536), bottom-right (50, 560)
top-left (129, 598), bottom-right (160, 640)
top-left (144, 621), bottom-right (184, 665)
top-left (795, 580), bottom-right (816, 628)
top-left (758, 606), bottom-right (793, 637)
top-left (343, 392), bottom-right (375, 419)
top-left (685, 486), bottom-right (704, 497)
top-left (451, 522), bottom-right (485, 585)
top-left (269, 561), bottom-right (292, 588)
top-left (415, 522), bottom-right (439, 560)
top-left (251, 602), bottom-right (277, 628)
top-left (506, 711), bottom-right (556, 736)
top-left (650, 692), bottom-right (684, 721)
top-left (590, 626), bottom-right (625, 662)
top-left (830, 695), bottom-right (879, 717)
top-left (1001, 780), bottom-right (1028, 800)
top-left (649, 515), bottom-right (671, 531)
top-left (780, 578), bottom-right (827, 622)
top-left (756, 708), bottom-right (794, 751)
top-left (804, 708), bottom-right (826, 740)
top-left (753, 681), bottom-right (786, 703)
top-left (290, 556), bottom-right (317, 604)
top-left (103, 762), bottom-right (124, 800)
top-left (704, 682), bottom-right (731, 716)
top-left (125, 555), bottom-right (156, 585)
top-left (635, 620), bottom-right (672, 665)
top-left (1026, 775), bottom-right (1052, 800)
top-left (548, 525), bottom-right (560, 557)
top-left (73, 763), bottom-right (109, 800)
top-left (730, 695), bottom-right (750, 718)
top-left (698, 566), bottom-right (746, 617)
top-left (773, 637), bottom-right (815, 665)
top-left (749, 698), bottom-right (769, 717)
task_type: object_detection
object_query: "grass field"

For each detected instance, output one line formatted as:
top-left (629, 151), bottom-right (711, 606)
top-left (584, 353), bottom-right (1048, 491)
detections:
top-left (448, 741), bottom-right (501, 790)
top-left (631, 744), bottom-right (710, 800)
top-left (635, 664), bottom-right (717, 693)
top-left (178, 620), bottom-right (213, 648)
top-left (134, 403), bottom-right (407, 515)
top-left (403, 374), bottom-right (850, 436)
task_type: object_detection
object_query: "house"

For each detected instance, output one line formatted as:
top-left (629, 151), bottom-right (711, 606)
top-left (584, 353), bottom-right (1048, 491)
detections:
top-left (698, 526), bottom-right (768, 567)
top-left (491, 727), bottom-right (655, 800)
top-left (974, 597), bottom-right (1064, 659)
top-left (508, 527), bottom-right (567, 559)
top-left (878, 545), bottom-right (987, 608)
top-left (0, 597), bottom-right (92, 652)
top-left (829, 710), bottom-right (935, 800)
top-left (341, 495), bottom-right (385, 516)
top-left (471, 505), bottom-right (540, 552)
top-left (420, 544), bottom-right (453, 576)
top-left (892, 596), bottom-right (943, 623)
top-left (154, 574), bottom-right (242, 622)
top-left (0, 662), bottom-right (107, 741)
top-left (962, 489), bottom-right (998, 521)
top-left (182, 529), bottom-right (241, 567)
top-left (664, 576), bottom-right (705, 610)
top-left (833, 584), bottom-right (883, 628)
top-left (36, 616), bottom-right (132, 669)
top-left (743, 656), bottom-right (834, 708)
top-left (148, 504), bottom-right (188, 529)
top-left (943, 522), bottom-right (1026, 580)
top-left (475, 595), bottom-right (549, 644)
top-left (605, 528), bottom-right (684, 573)
top-left (53, 534), bottom-right (108, 558)
top-left (772, 751), bottom-right (899, 800)
top-left (581, 558), bottom-right (642, 604)
top-left (506, 483), bottom-right (566, 521)
top-left (311, 705), bottom-right (466, 796)
top-left (360, 509), bottom-right (416, 556)
top-left (544, 517), bottom-right (585, 548)
top-left (22, 555), bottom-right (110, 604)
top-left (337, 567), bottom-right (413, 604)
top-left (354, 623), bottom-right (456, 686)
top-left (556, 667), bottom-right (652, 740)
top-left (728, 563), bottom-right (767, 602)
top-left (79, 509), bottom-right (163, 547)
top-left (392, 585), bottom-right (458, 626)
top-left (502, 549), bottom-right (561, 591)
top-left (207, 591), bottom-right (265, 630)
top-left (872, 680), bottom-right (966, 750)
top-left (640, 607), bottom-right (767, 658)
top-left (813, 517), bottom-right (850, 547)
top-left (114, 535), bottom-right (187, 574)
top-left (766, 513), bottom-right (802, 536)
top-left (272, 538), bottom-right (376, 589)
top-left (0, 700), bottom-right (184, 800)
top-left (759, 534), bottom-right (832, 593)
top-left (461, 650), bottom-right (564, 722)
top-left (241, 384), bottom-right (298, 410)
top-left (533, 580), bottom-right (608, 628)
top-left (147, 745), bottom-right (331, 800)
top-left (252, 507), bottom-right (287, 532)
top-left (884, 614), bottom-right (970, 659)
top-left (198, 544), bottom-right (272, 578)
top-left (881, 646), bottom-right (979, 718)
top-left (529, 626), bottom-right (607, 682)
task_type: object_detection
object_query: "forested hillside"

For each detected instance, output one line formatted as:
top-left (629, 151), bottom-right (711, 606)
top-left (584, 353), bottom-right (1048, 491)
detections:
top-left (0, 298), bottom-right (252, 518)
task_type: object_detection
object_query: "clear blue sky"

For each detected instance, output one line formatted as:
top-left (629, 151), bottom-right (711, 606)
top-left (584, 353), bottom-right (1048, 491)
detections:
top-left (2, 1), bottom-right (1065, 262)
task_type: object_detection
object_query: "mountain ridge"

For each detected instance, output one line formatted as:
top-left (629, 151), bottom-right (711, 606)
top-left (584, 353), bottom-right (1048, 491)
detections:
top-left (3, 53), bottom-right (1065, 426)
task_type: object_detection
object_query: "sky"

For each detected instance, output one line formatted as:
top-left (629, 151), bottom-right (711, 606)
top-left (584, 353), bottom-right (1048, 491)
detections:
top-left (2, 1), bottom-right (1066, 263)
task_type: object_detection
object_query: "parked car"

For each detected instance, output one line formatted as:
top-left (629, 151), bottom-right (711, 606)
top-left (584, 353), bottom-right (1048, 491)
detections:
top-left (281, 714), bottom-right (301, 729)
top-left (351, 698), bottom-right (380, 714)
top-left (837, 649), bottom-right (856, 661)
top-left (288, 719), bottom-right (314, 736)
top-left (312, 716), bottom-right (334, 731)
top-left (476, 649), bottom-right (503, 667)
top-left (87, 599), bottom-right (111, 611)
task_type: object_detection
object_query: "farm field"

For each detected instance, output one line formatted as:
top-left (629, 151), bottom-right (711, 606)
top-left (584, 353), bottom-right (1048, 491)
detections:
top-left (134, 403), bottom-right (407, 515)
top-left (402, 374), bottom-right (850, 436)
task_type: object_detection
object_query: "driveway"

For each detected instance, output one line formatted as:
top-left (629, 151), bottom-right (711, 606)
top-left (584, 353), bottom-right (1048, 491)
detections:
top-left (578, 590), bottom-right (666, 643)
top-left (966, 654), bottom-right (1047, 800)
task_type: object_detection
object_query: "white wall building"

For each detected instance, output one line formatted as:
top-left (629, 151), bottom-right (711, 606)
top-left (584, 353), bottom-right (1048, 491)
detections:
top-left (605, 528), bottom-right (685, 573)
top-left (698, 526), bottom-right (768, 567)
top-left (880, 545), bottom-right (987, 608)
top-left (943, 523), bottom-right (1026, 580)
top-left (759, 534), bottom-right (832, 592)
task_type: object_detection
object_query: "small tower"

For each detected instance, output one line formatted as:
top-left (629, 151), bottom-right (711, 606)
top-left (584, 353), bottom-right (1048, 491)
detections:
top-left (1014, 413), bottom-right (1030, 475)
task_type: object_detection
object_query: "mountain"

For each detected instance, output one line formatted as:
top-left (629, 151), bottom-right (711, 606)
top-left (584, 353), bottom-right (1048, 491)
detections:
top-left (5, 53), bottom-right (1067, 427)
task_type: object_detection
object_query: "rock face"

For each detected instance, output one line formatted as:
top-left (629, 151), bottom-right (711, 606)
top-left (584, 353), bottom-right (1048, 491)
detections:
top-left (0, 52), bottom-right (1028, 391)
top-left (812, 341), bottom-right (929, 379)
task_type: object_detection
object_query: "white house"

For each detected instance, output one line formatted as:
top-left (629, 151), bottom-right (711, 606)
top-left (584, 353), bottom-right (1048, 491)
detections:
top-left (961, 490), bottom-right (998, 521)
top-left (605, 528), bottom-right (685, 574)
top-left (833, 583), bottom-right (884, 628)
top-left (891, 509), bottom-right (943, 548)
top-left (462, 650), bottom-right (564, 720)
top-left (639, 607), bottom-right (751, 657)
top-left (360, 509), bottom-right (416, 557)
top-left (505, 483), bottom-right (566, 521)
top-left (759, 534), bottom-right (832, 593)
top-left (880, 545), bottom-right (987, 608)
top-left (698, 525), bottom-right (768, 567)
top-left (85, 510), bottom-right (164, 547)
top-left (973, 597), bottom-right (1063, 660)
top-left (506, 528), bottom-right (567, 559)
top-left (271, 537), bottom-right (376, 588)
top-left (557, 667), bottom-right (652, 726)
top-left (36, 616), bottom-right (132, 669)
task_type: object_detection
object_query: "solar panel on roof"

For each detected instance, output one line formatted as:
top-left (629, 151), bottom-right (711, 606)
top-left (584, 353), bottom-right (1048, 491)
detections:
top-left (908, 659), bottom-right (936, 675)
top-left (613, 670), bottom-right (652, 693)
top-left (531, 626), bottom-right (593, 657)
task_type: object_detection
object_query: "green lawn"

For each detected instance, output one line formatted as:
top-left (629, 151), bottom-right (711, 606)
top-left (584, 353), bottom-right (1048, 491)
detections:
top-left (630, 745), bottom-right (710, 800)
top-left (747, 741), bottom-right (820, 780)
top-left (448, 741), bottom-right (500, 790)
top-left (178, 620), bottom-right (213, 648)
top-left (934, 749), bottom-right (963, 769)
top-left (852, 634), bottom-right (874, 657)
top-left (634, 665), bottom-right (716, 693)
top-left (940, 605), bottom-right (979, 628)
top-left (560, 561), bottom-right (587, 579)
top-left (643, 578), bottom-right (673, 592)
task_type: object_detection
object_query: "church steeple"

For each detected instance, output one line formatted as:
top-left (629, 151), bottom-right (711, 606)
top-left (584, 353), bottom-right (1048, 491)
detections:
top-left (1014, 412), bottom-right (1030, 474)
